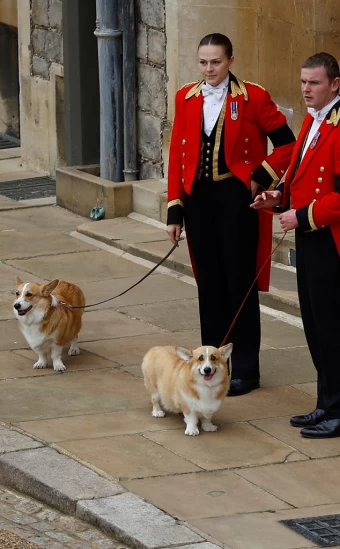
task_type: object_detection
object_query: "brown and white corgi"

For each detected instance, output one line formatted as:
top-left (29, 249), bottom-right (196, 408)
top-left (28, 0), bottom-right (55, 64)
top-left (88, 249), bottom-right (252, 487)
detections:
top-left (14, 277), bottom-right (85, 371)
top-left (142, 343), bottom-right (232, 436)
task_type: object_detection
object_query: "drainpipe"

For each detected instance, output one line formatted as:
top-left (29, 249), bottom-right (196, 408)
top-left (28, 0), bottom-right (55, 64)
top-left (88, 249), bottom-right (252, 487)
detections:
top-left (94, 0), bottom-right (124, 182)
top-left (121, 0), bottom-right (138, 182)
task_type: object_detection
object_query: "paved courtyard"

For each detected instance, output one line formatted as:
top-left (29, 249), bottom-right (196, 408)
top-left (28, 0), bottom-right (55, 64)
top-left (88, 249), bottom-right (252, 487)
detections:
top-left (1, 194), bottom-right (339, 548)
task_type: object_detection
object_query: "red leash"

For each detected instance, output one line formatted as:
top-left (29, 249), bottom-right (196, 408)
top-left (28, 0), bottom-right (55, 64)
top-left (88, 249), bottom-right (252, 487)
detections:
top-left (220, 229), bottom-right (287, 348)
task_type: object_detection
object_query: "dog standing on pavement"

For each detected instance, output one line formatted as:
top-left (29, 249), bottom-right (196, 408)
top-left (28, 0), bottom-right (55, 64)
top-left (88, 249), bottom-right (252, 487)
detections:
top-left (13, 277), bottom-right (85, 371)
top-left (142, 343), bottom-right (233, 436)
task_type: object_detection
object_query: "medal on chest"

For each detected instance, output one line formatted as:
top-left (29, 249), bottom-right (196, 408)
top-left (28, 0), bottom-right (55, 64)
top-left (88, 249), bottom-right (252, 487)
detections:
top-left (310, 131), bottom-right (321, 149)
top-left (231, 101), bottom-right (238, 120)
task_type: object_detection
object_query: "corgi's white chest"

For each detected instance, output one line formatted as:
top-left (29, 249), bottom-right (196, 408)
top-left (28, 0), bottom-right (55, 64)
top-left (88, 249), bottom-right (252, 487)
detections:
top-left (21, 324), bottom-right (51, 351)
top-left (182, 385), bottom-right (222, 415)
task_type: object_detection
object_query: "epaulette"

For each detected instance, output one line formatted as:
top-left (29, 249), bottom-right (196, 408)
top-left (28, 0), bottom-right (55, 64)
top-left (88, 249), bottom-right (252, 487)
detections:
top-left (230, 77), bottom-right (249, 102)
top-left (327, 107), bottom-right (340, 127)
top-left (244, 80), bottom-right (266, 91)
top-left (184, 80), bottom-right (204, 99)
top-left (180, 81), bottom-right (199, 90)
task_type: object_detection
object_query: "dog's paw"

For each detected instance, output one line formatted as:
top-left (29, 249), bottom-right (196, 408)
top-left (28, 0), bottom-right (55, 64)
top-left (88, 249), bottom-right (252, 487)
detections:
top-left (33, 360), bottom-right (48, 369)
top-left (68, 347), bottom-right (80, 356)
top-left (152, 410), bottom-right (166, 418)
top-left (185, 426), bottom-right (200, 436)
top-left (201, 422), bottom-right (218, 432)
top-left (53, 361), bottom-right (66, 372)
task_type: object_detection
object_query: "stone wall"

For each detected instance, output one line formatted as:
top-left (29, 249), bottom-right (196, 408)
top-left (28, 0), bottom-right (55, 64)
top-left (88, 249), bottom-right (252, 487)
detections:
top-left (136, 0), bottom-right (167, 180)
top-left (165, 0), bottom-right (340, 143)
top-left (31, 0), bottom-right (63, 80)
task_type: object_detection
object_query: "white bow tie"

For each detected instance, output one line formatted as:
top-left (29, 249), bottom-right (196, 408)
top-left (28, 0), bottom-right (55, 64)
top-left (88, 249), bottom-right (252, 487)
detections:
top-left (202, 84), bottom-right (225, 100)
top-left (308, 109), bottom-right (325, 123)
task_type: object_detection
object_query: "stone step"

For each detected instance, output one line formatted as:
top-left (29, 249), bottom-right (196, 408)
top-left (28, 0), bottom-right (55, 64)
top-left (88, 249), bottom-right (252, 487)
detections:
top-left (76, 215), bottom-right (299, 317)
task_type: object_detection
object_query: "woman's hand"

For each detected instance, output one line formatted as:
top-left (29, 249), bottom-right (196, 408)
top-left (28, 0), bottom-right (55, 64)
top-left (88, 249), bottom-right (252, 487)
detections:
top-left (250, 190), bottom-right (282, 209)
top-left (166, 224), bottom-right (184, 245)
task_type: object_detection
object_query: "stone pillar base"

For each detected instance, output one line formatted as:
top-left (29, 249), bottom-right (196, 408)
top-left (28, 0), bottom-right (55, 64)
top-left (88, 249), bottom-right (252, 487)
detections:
top-left (56, 165), bottom-right (133, 219)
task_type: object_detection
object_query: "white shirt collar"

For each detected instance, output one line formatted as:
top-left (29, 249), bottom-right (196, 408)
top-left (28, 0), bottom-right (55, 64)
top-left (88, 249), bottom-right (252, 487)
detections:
top-left (308, 95), bottom-right (340, 122)
top-left (204, 75), bottom-right (230, 90)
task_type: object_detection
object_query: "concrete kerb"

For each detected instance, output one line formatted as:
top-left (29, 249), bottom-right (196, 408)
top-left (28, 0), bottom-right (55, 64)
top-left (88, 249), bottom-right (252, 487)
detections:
top-left (0, 426), bottom-right (221, 549)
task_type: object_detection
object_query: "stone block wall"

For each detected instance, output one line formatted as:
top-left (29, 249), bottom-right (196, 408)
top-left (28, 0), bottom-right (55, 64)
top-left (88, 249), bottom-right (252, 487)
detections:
top-left (136, 0), bottom-right (166, 180)
top-left (31, 0), bottom-right (63, 79)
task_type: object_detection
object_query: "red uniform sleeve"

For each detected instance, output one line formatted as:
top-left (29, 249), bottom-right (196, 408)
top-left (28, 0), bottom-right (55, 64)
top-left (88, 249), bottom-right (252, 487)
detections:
top-left (252, 90), bottom-right (295, 190)
top-left (167, 91), bottom-right (185, 225)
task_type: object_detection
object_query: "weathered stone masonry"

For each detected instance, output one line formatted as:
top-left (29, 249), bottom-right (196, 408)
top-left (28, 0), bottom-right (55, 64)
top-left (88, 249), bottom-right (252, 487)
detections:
top-left (136, 0), bottom-right (167, 180)
top-left (31, 0), bottom-right (63, 80)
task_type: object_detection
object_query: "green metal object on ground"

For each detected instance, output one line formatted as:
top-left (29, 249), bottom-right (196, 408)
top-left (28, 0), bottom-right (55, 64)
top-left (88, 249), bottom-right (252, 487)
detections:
top-left (90, 206), bottom-right (105, 220)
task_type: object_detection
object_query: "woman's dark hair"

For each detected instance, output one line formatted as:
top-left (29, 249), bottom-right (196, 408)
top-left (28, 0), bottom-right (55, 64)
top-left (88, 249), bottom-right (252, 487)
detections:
top-left (198, 33), bottom-right (233, 59)
top-left (302, 52), bottom-right (340, 82)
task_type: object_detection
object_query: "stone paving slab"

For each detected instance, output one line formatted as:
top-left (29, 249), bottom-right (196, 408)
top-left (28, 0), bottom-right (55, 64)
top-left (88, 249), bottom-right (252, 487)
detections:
top-left (0, 429), bottom-right (43, 454)
top-left (122, 469), bottom-right (292, 520)
top-left (0, 263), bottom-right (45, 292)
top-left (57, 433), bottom-right (201, 479)
top-left (237, 457), bottom-right (340, 508)
top-left (0, 369), bottom-right (148, 423)
top-left (8, 250), bottom-right (150, 284)
top-left (251, 415), bottom-right (340, 459)
top-left (0, 448), bottom-right (124, 515)
top-left (0, 232), bottom-right (94, 261)
top-left (0, 205), bottom-right (84, 232)
top-left (144, 423), bottom-right (307, 471)
top-left (116, 300), bottom-right (200, 332)
top-left (77, 493), bottom-right (203, 548)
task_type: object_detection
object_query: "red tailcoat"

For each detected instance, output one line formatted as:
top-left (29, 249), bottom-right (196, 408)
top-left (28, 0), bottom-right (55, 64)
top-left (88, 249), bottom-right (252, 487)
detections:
top-left (167, 74), bottom-right (295, 290)
top-left (283, 99), bottom-right (340, 250)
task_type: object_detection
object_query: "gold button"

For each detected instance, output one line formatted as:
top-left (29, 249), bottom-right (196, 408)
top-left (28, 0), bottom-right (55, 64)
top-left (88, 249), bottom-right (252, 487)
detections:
top-left (205, 165), bottom-right (209, 169)
top-left (313, 199), bottom-right (316, 202)
top-left (245, 138), bottom-right (249, 143)
top-left (207, 143), bottom-right (211, 147)
top-left (205, 157), bottom-right (209, 162)
top-left (205, 173), bottom-right (209, 177)
top-left (281, 170), bottom-right (285, 174)
top-left (318, 177), bottom-right (323, 183)
top-left (322, 224), bottom-right (325, 227)
top-left (315, 188), bottom-right (320, 194)
top-left (207, 150), bottom-right (210, 154)
top-left (245, 160), bottom-right (250, 165)
top-left (182, 152), bottom-right (186, 157)
top-left (181, 178), bottom-right (184, 183)
top-left (182, 139), bottom-right (186, 145)
top-left (245, 150), bottom-right (248, 154)
top-left (320, 166), bottom-right (325, 172)
top-left (182, 165), bottom-right (185, 170)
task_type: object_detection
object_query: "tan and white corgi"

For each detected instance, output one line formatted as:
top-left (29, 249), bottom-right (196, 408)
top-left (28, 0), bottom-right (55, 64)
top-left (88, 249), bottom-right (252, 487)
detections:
top-left (14, 277), bottom-right (85, 371)
top-left (142, 343), bottom-right (232, 436)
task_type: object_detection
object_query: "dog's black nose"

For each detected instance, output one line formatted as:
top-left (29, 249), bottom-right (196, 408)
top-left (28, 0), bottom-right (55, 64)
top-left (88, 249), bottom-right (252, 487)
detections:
top-left (14, 303), bottom-right (21, 310)
top-left (204, 366), bottom-right (212, 374)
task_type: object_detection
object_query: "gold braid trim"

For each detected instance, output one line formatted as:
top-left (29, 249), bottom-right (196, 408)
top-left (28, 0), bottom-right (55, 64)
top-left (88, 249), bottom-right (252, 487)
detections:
top-left (168, 199), bottom-right (184, 209)
top-left (184, 80), bottom-right (204, 99)
top-left (327, 107), bottom-right (340, 127)
top-left (244, 80), bottom-right (265, 91)
top-left (308, 202), bottom-right (318, 231)
top-left (230, 78), bottom-right (249, 101)
top-left (262, 160), bottom-right (280, 190)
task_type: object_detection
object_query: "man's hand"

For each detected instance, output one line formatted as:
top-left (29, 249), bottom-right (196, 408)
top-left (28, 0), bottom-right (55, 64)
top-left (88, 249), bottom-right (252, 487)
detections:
top-left (166, 224), bottom-right (184, 245)
top-left (279, 210), bottom-right (299, 231)
top-left (250, 190), bottom-right (282, 209)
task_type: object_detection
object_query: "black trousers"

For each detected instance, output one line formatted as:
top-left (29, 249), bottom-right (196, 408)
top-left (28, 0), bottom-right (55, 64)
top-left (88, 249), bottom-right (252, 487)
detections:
top-left (296, 227), bottom-right (340, 419)
top-left (184, 178), bottom-right (260, 380)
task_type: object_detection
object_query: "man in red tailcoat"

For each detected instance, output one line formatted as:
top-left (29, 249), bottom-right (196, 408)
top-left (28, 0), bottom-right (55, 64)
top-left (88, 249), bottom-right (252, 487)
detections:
top-left (253, 52), bottom-right (340, 436)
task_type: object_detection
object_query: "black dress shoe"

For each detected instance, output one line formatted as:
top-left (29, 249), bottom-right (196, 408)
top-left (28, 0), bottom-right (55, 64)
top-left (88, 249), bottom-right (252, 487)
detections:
top-left (290, 408), bottom-right (325, 427)
top-left (301, 418), bottom-right (340, 438)
top-left (227, 378), bottom-right (260, 396)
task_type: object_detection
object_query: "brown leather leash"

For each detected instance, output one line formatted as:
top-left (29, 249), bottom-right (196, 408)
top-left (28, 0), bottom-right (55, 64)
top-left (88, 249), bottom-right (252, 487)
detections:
top-left (219, 230), bottom-right (287, 348)
top-left (58, 242), bottom-right (179, 310)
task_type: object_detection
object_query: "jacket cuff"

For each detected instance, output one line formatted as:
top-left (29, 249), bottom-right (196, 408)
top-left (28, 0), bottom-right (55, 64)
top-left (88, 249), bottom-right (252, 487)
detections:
top-left (167, 202), bottom-right (184, 226)
top-left (296, 203), bottom-right (318, 232)
top-left (252, 160), bottom-right (280, 190)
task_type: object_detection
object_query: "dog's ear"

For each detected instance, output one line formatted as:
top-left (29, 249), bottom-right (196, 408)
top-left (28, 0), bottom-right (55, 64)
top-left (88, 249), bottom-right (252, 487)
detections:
top-left (219, 342), bottom-right (233, 361)
top-left (41, 279), bottom-right (59, 296)
top-left (176, 347), bottom-right (193, 361)
top-left (16, 276), bottom-right (24, 287)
